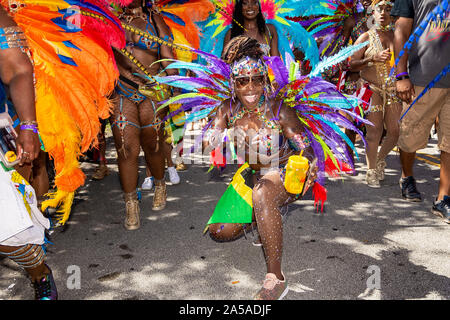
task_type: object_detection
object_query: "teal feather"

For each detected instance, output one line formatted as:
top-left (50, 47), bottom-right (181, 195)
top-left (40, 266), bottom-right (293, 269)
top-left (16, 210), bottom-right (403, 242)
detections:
top-left (310, 41), bottom-right (369, 77)
top-left (313, 115), bottom-right (358, 157)
top-left (269, 19), bottom-right (320, 69)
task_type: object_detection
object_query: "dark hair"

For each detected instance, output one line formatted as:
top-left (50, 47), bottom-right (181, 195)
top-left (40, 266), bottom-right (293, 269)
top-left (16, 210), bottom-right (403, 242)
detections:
top-left (221, 36), bottom-right (263, 64)
top-left (230, 0), bottom-right (267, 39)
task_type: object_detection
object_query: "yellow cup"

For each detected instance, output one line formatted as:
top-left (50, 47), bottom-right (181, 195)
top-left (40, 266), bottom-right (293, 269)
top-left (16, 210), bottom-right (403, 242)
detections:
top-left (284, 154), bottom-right (309, 194)
top-left (5, 151), bottom-right (17, 163)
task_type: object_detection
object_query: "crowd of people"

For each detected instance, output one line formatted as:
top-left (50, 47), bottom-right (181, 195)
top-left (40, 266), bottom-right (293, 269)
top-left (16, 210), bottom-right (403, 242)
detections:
top-left (0, 0), bottom-right (448, 301)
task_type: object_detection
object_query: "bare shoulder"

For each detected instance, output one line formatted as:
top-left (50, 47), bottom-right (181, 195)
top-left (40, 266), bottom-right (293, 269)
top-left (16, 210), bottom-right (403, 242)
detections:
top-left (152, 12), bottom-right (171, 34)
top-left (266, 23), bottom-right (277, 36)
top-left (218, 99), bottom-right (233, 117)
top-left (0, 6), bottom-right (16, 28)
top-left (276, 101), bottom-right (296, 121)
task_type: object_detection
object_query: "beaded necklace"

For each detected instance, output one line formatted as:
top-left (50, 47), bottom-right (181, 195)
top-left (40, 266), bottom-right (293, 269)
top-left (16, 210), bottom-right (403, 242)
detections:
top-left (227, 97), bottom-right (282, 133)
top-left (375, 23), bottom-right (394, 32)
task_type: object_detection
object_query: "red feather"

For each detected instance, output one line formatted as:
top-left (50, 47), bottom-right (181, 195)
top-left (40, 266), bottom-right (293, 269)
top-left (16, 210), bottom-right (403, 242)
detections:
top-left (312, 182), bottom-right (327, 212)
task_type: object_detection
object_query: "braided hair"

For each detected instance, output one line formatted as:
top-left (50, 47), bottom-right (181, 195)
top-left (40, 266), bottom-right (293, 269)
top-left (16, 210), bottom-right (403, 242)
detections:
top-left (221, 36), bottom-right (263, 65)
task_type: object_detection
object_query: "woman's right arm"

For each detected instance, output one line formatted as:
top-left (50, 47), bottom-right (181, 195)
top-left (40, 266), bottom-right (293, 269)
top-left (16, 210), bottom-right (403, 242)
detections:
top-left (348, 33), bottom-right (372, 72)
top-left (349, 32), bottom-right (391, 72)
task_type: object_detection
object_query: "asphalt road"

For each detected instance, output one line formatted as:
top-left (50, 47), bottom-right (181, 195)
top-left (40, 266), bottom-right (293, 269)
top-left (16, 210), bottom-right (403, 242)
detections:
top-left (1, 129), bottom-right (449, 300)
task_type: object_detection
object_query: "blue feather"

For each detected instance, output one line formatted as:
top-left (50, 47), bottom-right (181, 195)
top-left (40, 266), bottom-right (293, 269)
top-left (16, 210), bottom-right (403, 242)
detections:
top-left (160, 11), bottom-right (185, 26)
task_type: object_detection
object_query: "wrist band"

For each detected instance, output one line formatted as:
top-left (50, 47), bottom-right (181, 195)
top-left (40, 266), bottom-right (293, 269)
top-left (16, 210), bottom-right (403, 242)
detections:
top-left (396, 72), bottom-right (409, 79)
top-left (396, 75), bottom-right (410, 81)
top-left (20, 124), bottom-right (39, 133)
top-left (19, 120), bottom-right (38, 126)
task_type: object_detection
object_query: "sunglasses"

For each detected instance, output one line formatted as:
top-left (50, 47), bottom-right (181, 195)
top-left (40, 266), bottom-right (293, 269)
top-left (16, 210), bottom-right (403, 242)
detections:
top-left (234, 75), bottom-right (265, 88)
top-left (374, 4), bottom-right (392, 13)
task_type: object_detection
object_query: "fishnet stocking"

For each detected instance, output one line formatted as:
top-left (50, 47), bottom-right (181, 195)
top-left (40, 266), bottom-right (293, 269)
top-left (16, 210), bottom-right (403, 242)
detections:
top-left (111, 94), bottom-right (165, 192)
top-left (209, 170), bottom-right (290, 281)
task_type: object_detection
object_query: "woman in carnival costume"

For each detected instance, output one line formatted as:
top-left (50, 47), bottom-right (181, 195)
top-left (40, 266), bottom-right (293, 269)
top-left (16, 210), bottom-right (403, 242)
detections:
top-left (111, 0), bottom-right (181, 230)
top-left (200, 0), bottom-right (320, 67)
top-left (223, 0), bottom-right (279, 57)
top-left (156, 35), bottom-right (368, 299)
top-left (349, 0), bottom-right (401, 188)
top-left (0, 5), bottom-right (56, 300)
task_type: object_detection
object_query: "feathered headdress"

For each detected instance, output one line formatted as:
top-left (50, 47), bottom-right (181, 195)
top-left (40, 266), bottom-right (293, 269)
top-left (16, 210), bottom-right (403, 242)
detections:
top-left (2, 0), bottom-right (126, 225)
top-left (198, 0), bottom-right (320, 68)
top-left (287, 0), bottom-right (364, 58)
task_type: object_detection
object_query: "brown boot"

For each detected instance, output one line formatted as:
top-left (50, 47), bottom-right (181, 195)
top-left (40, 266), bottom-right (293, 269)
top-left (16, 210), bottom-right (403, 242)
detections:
top-left (175, 162), bottom-right (187, 171)
top-left (124, 191), bottom-right (140, 230)
top-left (92, 164), bottom-right (109, 180)
top-left (152, 180), bottom-right (166, 211)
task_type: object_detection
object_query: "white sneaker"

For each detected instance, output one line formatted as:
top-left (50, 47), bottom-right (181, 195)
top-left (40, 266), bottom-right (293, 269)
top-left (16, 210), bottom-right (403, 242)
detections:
top-left (167, 167), bottom-right (180, 185)
top-left (141, 177), bottom-right (154, 190)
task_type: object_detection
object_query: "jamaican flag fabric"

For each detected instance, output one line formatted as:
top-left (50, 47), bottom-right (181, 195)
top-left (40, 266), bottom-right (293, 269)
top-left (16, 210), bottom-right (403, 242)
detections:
top-left (207, 163), bottom-right (255, 225)
top-left (165, 103), bottom-right (185, 145)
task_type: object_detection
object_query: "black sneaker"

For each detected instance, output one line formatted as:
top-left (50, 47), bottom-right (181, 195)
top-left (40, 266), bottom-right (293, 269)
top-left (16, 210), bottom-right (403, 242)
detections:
top-left (431, 196), bottom-right (450, 224)
top-left (400, 176), bottom-right (422, 202)
top-left (32, 265), bottom-right (58, 300)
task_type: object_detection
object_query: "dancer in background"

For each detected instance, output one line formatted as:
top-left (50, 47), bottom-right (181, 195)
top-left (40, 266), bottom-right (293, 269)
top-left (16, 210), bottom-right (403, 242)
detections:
top-left (349, 0), bottom-right (401, 187)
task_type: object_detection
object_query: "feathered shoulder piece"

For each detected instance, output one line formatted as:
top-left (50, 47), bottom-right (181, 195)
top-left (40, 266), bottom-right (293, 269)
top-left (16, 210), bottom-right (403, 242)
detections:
top-left (1, 0), bottom-right (127, 225)
top-left (198, 0), bottom-right (320, 68)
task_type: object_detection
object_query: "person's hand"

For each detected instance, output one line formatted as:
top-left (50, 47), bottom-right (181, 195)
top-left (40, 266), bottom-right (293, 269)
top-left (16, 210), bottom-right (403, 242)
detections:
top-left (396, 78), bottom-right (415, 103)
top-left (15, 129), bottom-right (40, 166)
top-left (372, 49), bottom-right (391, 63)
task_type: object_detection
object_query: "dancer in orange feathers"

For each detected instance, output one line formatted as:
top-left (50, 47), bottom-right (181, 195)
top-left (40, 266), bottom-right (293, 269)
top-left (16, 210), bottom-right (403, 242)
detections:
top-left (0, 0), bottom-right (130, 225)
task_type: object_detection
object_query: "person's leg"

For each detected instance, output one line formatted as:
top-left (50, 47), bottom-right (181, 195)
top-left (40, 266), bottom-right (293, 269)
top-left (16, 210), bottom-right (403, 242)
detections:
top-left (364, 98), bottom-right (384, 187)
top-left (141, 164), bottom-right (154, 190)
top-left (252, 171), bottom-right (291, 281)
top-left (376, 101), bottom-right (402, 180)
top-left (431, 89), bottom-right (450, 222)
top-left (138, 100), bottom-right (166, 210)
top-left (111, 97), bottom-right (142, 229)
top-left (164, 141), bottom-right (180, 184)
top-left (92, 120), bottom-right (109, 180)
top-left (0, 244), bottom-right (57, 300)
top-left (398, 86), bottom-right (444, 201)
top-left (251, 170), bottom-right (293, 300)
top-left (165, 141), bottom-right (174, 167)
top-left (208, 222), bottom-right (256, 242)
top-left (400, 149), bottom-right (416, 178)
top-left (111, 100), bottom-right (141, 193)
top-left (439, 151), bottom-right (450, 200)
